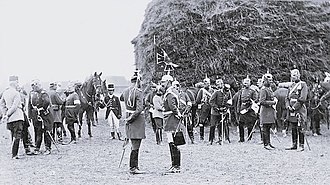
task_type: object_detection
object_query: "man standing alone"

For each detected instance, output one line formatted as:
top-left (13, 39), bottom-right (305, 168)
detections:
top-left (0, 76), bottom-right (25, 159)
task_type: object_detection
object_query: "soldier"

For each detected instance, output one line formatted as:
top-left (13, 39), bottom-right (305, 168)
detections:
top-left (27, 79), bottom-right (54, 155)
top-left (64, 83), bottom-right (81, 144)
top-left (161, 74), bottom-right (183, 173)
top-left (104, 83), bottom-right (122, 140)
top-left (120, 72), bottom-right (146, 174)
top-left (233, 76), bottom-right (258, 142)
top-left (49, 82), bottom-right (65, 143)
top-left (196, 77), bottom-right (214, 141)
top-left (152, 85), bottom-right (164, 145)
top-left (174, 81), bottom-right (193, 144)
top-left (209, 79), bottom-right (231, 145)
top-left (145, 83), bottom-right (157, 134)
top-left (0, 76), bottom-right (25, 159)
top-left (285, 69), bottom-right (308, 152)
top-left (17, 85), bottom-right (34, 155)
top-left (259, 76), bottom-right (277, 150)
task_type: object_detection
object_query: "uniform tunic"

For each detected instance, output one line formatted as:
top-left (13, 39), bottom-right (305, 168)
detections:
top-left (120, 86), bottom-right (145, 139)
top-left (285, 80), bottom-right (308, 125)
top-left (49, 89), bottom-right (64, 123)
top-left (259, 87), bottom-right (276, 125)
top-left (163, 89), bottom-right (180, 132)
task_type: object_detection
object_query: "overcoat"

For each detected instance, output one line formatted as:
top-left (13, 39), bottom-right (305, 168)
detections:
top-left (120, 86), bottom-right (145, 139)
top-left (259, 87), bottom-right (276, 125)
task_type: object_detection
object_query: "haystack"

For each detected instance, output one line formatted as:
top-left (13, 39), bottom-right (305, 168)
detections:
top-left (132, 0), bottom-right (330, 87)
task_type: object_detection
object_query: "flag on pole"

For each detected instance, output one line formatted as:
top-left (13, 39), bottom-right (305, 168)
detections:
top-left (154, 35), bottom-right (178, 73)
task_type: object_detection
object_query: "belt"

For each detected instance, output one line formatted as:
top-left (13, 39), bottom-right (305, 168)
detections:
top-left (126, 109), bottom-right (135, 113)
top-left (163, 111), bottom-right (173, 115)
top-left (65, 105), bottom-right (76, 108)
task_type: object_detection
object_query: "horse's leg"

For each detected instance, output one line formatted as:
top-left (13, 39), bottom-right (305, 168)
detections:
top-left (87, 109), bottom-right (93, 137)
top-left (78, 110), bottom-right (84, 138)
top-left (94, 109), bottom-right (98, 125)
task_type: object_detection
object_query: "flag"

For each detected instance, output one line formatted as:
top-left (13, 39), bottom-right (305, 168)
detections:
top-left (155, 45), bottom-right (169, 72)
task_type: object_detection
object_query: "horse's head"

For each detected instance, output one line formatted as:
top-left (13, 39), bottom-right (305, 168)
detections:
top-left (83, 72), bottom-right (103, 102)
top-left (91, 72), bottom-right (103, 96)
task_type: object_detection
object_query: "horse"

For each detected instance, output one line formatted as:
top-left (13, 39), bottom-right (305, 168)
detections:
top-left (92, 79), bottom-right (107, 125)
top-left (76, 72), bottom-right (103, 137)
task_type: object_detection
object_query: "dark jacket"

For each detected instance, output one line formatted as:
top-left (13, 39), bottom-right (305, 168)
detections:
top-left (104, 94), bottom-right (122, 119)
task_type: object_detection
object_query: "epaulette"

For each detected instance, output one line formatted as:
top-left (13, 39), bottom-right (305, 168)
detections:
top-left (40, 90), bottom-right (47, 94)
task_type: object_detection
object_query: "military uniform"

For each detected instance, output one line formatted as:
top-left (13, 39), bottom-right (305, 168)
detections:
top-left (285, 69), bottom-right (308, 151)
top-left (0, 76), bottom-right (24, 158)
top-left (259, 79), bottom-right (277, 150)
top-left (64, 87), bottom-right (81, 143)
top-left (177, 89), bottom-right (193, 143)
top-left (28, 82), bottom-right (54, 154)
top-left (234, 78), bottom-right (258, 142)
top-left (49, 83), bottom-right (65, 142)
top-left (209, 86), bottom-right (231, 145)
top-left (120, 74), bottom-right (145, 174)
top-left (196, 81), bottom-right (214, 140)
top-left (104, 83), bottom-right (122, 140)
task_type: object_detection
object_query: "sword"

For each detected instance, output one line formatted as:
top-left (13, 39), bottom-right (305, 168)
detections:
top-left (119, 138), bottom-right (129, 168)
top-left (270, 128), bottom-right (281, 143)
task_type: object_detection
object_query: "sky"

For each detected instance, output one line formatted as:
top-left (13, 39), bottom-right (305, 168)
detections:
top-left (0, 0), bottom-right (152, 88)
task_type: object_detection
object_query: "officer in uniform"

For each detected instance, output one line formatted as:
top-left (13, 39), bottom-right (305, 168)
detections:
top-left (285, 69), bottom-right (308, 151)
top-left (64, 83), bottom-right (81, 144)
top-left (120, 72), bottom-right (146, 174)
top-left (28, 79), bottom-right (54, 155)
top-left (49, 82), bottom-right (65, 143)
top-left (104, 83), bottom-right (122, 140)
top-left (196, 77), bottom-right (214, 141)
top-left (259, 75), bottom-right (277, 150)
top-left (233, 76), bottom-right (258, 142)
top-left (161, 74), bottom-right (183, 173)
top-left (209, 78), bottom-right (232, 145)
top-left (0, 75), bottom-right (25, 159)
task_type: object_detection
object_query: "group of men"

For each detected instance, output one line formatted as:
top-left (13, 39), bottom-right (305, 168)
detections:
top-left (0, 68), bottom-right (328, 175)
top-left (145, 68), bottom-right (327, 154)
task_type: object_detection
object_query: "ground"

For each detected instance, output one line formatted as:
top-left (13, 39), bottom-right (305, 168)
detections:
top-left (0, 109), bottom-right (329, 185)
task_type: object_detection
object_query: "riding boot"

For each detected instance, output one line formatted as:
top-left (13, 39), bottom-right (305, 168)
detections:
top-left (208, 126), bottom-right (215, 145)
top-left (12, 138), bottom-right (20, 158)
top-left (200, 125), bottom-right (204, 140)
top-left (168, 143), bottom-right (180, 173)
top-left (238, 124), bottom-right (245, 142)
top-left (111, 132), bottom-right (115, 139)
top-left (129, 149), bottom-right (145, 174)
top-left (117, 132), bottom-right (123, 141)
top-left (156, 129), bottom-right (160, 144)
top-left (286, 127), bottom-right (297, 150)
top-left (160, 129), bottom-right (163, 142)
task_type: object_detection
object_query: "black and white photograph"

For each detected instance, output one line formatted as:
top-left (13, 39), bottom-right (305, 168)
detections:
top-left (0, 0), bottom-right (330, 184)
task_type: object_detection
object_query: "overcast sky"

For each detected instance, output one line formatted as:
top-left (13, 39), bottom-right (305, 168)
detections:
top-left (0, 0), bottom-right (151, 88)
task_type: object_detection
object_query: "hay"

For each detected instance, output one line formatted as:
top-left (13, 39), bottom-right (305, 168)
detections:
top-left (132, 0), bottom-right (330, 86)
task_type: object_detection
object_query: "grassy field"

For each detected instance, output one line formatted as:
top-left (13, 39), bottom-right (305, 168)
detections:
top-left (0, 109), bottom-right (329, 185)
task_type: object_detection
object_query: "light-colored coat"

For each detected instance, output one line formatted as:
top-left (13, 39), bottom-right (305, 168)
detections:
top-left (0, 87), bottom-right (24, 123)
top-left (152, 94), bottom-right (164, 119)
